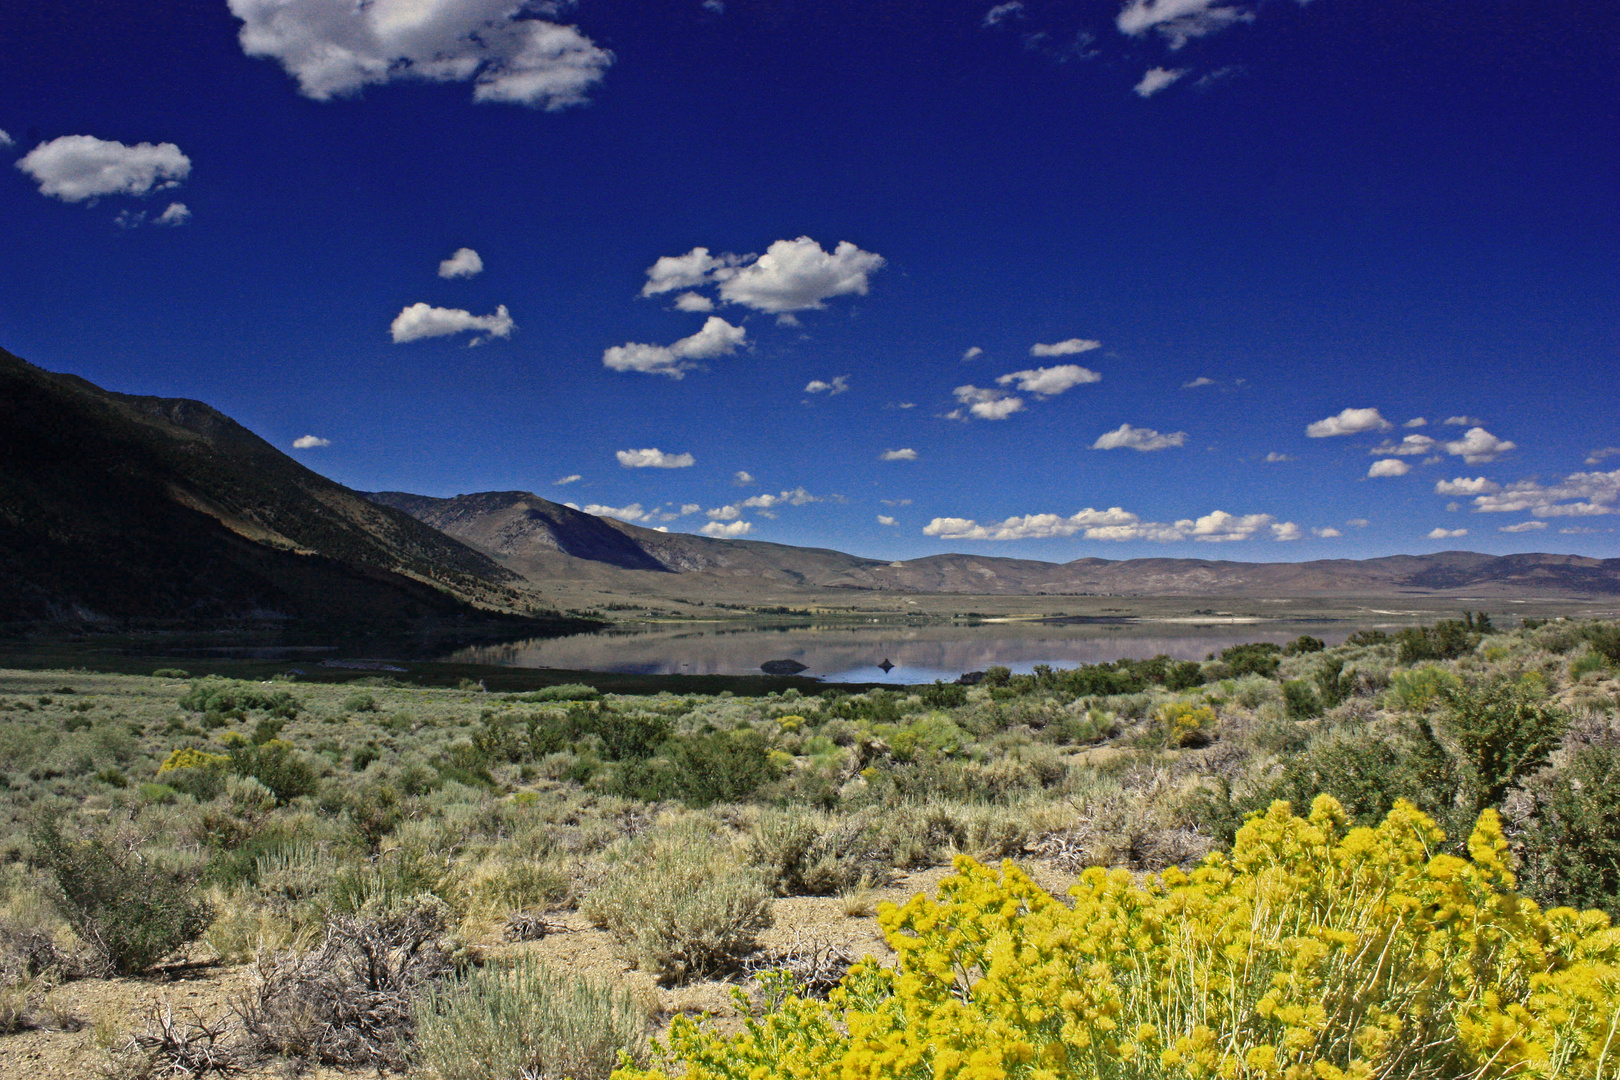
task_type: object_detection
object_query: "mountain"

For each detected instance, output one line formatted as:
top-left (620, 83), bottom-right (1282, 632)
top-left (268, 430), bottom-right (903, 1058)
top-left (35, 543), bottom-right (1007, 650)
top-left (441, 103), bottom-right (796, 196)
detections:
top-left (0, 349), bottom-right (556, 632)
top-left (370, 490), bottom-right (1620, 600)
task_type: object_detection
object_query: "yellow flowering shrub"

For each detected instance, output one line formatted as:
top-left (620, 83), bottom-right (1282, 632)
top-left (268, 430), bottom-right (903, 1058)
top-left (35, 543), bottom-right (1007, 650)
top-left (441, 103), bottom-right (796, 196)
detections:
top-left (156, 746), bottom-right (231, 774)
top-left (1160, 701), bottom-right (1217, 747)
top-left (615, 797), bottom-right (1620, 1080)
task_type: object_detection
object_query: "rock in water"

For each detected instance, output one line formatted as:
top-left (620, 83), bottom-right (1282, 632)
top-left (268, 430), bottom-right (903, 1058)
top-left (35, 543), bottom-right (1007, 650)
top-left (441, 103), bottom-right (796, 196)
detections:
top-left (760, 659), bottom-right (808, 675)
top-left (878, 658), bottom-right (894, 673)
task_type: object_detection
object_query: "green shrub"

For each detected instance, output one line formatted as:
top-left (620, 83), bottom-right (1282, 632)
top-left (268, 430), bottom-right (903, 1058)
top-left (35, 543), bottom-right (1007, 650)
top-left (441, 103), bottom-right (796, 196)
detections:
top-left (179, 678), bottom-right (301, 722)
top-left (748, 807), bottom-right (892, 896)
top-left (31, 817), bottom-right (211, 975)
top-left (919, 681), bottom-right (968, 709)
top-left (1519, 742), bottom-right (1620, 916)
top-left (1585, 623), bottom-right (1620, 664)
top-left (342, 692), bottom-right (379, 713)
top-left (663, 729), bottom-right (780, 806)
top-left (1396, 620), bottom-right (1476, 663)
top-left (1435, 673), bottom-right (1569, 815)
top-left (581, 819), bottom-right (772, 984)
top-left (150, 668), bottom-right (190, 679)
top-left (229, 739), bottom-right (320, 804)
top-left (1218, 642), bottom-right (1282, 679)
top-left (1283, 635), bottom-right (1325, 655)
top-left (413, 954), bottom-right (648, 1080)
top-left (1282, 679), bottom-right (1322, 721)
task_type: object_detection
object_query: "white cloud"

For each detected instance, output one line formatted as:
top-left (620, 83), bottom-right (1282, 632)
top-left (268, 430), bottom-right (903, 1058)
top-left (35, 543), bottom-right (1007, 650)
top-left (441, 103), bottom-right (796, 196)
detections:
top-left (877, 514), bottom-right (898, 526)
top-left (1499, 521), bottom-right (1548, 533)
top-left (744, 488), bottom-right (816, 508)
top-left (641, 248), bottom-right (737, 295)
top-left (1029, 338), bottom-right (1101, 357)
top-left (882, 498), bottom-right (913, 506)
top-left (1471, 469), bottom-right (1620, 518)
top-left (962, 346), bottom-right (983, 361)
top-left (1306, 407), bottom-right (1392, 438)
top-left (1443, 427), bottom-right (1516, 464)
top-left (1586, 447), bottom-right (1620, 466)
top-left (154, 202), bottom-right (191, 226)
top-left (1092, 423), bottom-right (1187, 451)
top-left (924, 506), bottom-right (1276, 543)
top-left (717, 237), bottom-right (885, 313)
top-left (996, 365), bottom-right (1100, 396)
top-left (805, 376), bottom-right (849, 395)
top-left (706, 505), bottom-right (741, 521)
top-left (291, 435), bottom-right (331, 448)
top-left (226, 0), bottom-right (611, 109)
top-left (114, 209), bottom-right (148, 229)
top-left (1264, 452), bottom-right (1294, 463)
top-left (881, 448), bottom-right (918, 461)
top-left (1404, 417), bottom-right (1428, 428)
top-left (603, 315), bottom-right (746, 378)
top-left (732, 470), bottom-right (755, 486)
top-left (1271, 522), bottom-right (1302, 541)
top-left (1368, 459), bottom-right (1411, 478)
top-left (1443, 415), bottom-right (1482, 426)
top-left (554, 474), bottom-right (581, 485)
top-left (673, 291), bottom-right (714, 312)
top-left (1133, 66), bottom-right (1187, 97)
top-left (1428, 527), bottom-right (1468, 540)
top-left (438, 247), bottom-right (483, 278)
top-left (701, 520), bottom-right (753, 538)
top-left (1435, 477), bottom-right (1500, 496)
top-left (1368, 434), bottom-right (1435, 456)
top-left (17, 135), bottom-right (191, 202)
top-left (390, 302), bottom-right (514, 344)
top-left (953, 385), bottom-right (1024, 420)
top-left (616, 448), bottom-right (695, 469)
top-left (983, 1), bottom-right (1024, 26)
top-left (1312, 527), bottom-right (1342, 538)
top-left (1117, 0), bottom-right (1252, 48)
top-left (703, 0), bottom-right (725, 12)
top-left (1346, 518), bottom-right (1369, 528)
top-left (0, 129), bottom-right (12, 148)
top-left (583, 502), bottom-right (647, 522)
top-left (1183, 377), bottom-right (1215, 389)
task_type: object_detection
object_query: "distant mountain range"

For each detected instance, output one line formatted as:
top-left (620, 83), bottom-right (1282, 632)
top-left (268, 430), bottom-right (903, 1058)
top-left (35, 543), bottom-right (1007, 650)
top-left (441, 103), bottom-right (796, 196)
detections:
top-left (3, 348), bottom-right (1616, 634)
top-left (369, 490), bottom-right (1620, 599)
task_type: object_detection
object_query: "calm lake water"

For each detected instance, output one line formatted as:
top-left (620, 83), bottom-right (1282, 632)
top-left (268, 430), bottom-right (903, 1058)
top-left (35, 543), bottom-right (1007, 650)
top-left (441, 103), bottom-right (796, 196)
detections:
top-left (445, 618), bottom-right (1387, 685)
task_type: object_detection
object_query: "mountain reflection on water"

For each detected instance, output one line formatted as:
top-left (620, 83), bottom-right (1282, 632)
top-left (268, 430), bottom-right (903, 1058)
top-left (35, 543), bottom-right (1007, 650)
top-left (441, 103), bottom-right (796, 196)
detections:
top-left (444, 619), bottom-right (1364, 685)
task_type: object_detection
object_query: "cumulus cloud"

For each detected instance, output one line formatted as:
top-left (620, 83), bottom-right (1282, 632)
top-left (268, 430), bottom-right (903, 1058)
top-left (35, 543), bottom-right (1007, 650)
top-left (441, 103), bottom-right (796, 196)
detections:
top-left (1092, 423), bottom-right (1187, 452)
top-left (554, 474), bottom-right (581, 485)
top-left (0, 129), bottom-right (12, 148)
top-left (1368, 459), bottom-right (1411, 478)
top-left (616, 448), bottom-right (694, 469)
top-left (1444, 416), bottom-right (1482, 426)
top-left (1586, 447), bottom-right (1620, 466)
top-left (805, 376), bottom-right (849, 395)
top-left (1133, 66), bottom-right (1187, 97)
top-left (1029, 338), bottom-right (1101, 357)
top-left (226, 0), bottom-right (611, 109)
top-left (962, 346), bottom-right (983, 361)
top-left (983, 1), bottom-right (1024, 26)
top-left (602, 316), bottom-right (745, 378)
top-left (881, 448), bottom-right (918, 461)
top-left (291, 435), bottom-right (331, 448)
top-left (732, 470), bottom-right (755, 486)
top-left (1271, 522), bottom-right (1302, 541)
top-left (1368, 434), bottom-right (1435, 457)
top-left (1404, 417), bottom-right (1428, 428)
top-left (1306, 407), bottom-right (1392, 438)
top-left (1443, 427), bottom-right (1516, 464)
top-left (641, 238), bottom-right (884, 315)
top-left (1428, 527), bottom-right (1468, 540)
top-left (390, 302), bottom-right (514, 344)
top-left (701, 520), bottom-right (752, 538)
top-left (923, 506), bottom-right (1275, 543)
top-left (953, 385), bottom-right (1024, 420)
top-left (1183, 377), bottom-right (1215, 389)
top-left (1118, 0), bottom-right (1252, 48)
top-left (438, 247), bottom-right (483, 278)
top-left (996, 365), bottom-right (1100, 396)
top-left (1500, 521), bottom-right (1548, 533)
top-left (1470, 469), bottom-right (1620, 518)
top-left (1435, 477), bottom-right (1500, 496)
top-left (673, 292), bottom-right (714, 312)
top-left (1264, 452), bottom-right (1294, 463)
top-left (17, 135), bottom-right (191, 202)
top-left (744, 488), bottom-right (816, 509)
top-left (1312, 527), bottom-right (1342, 538)
top-left (877, 514), bottom-right (898, 526)
top-left (706, 505), bottom-right (741, 521)
top-left (154, 202), bottom-right (192, 225)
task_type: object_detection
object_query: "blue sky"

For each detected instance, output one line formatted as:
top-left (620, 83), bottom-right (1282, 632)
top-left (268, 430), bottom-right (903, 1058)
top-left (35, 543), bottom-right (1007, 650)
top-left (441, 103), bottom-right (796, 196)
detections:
top-left (4, 0), bottom-right (1617, 562)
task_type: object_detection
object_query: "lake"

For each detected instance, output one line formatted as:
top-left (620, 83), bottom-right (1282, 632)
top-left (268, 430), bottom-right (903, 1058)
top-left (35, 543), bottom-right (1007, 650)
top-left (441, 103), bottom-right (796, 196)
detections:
top-left (444, 617), bottom-right (1390, 685)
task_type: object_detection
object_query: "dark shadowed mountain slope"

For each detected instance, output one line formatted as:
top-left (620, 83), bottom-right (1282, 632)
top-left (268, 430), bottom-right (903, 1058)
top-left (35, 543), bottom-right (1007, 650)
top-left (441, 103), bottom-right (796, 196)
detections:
top-left (0, 349), bottom-right (536, 628)
top-left (372, 490), bottom-right (1620, 599)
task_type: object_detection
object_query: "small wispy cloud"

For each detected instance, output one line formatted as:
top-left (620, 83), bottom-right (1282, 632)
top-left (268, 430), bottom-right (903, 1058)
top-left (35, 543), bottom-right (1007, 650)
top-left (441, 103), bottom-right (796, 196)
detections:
top-left (1029, 338), bottom-right (1101, 357)
top-left (805, 375), bottom-right (849, 395)
top-left (438, 247), bottom-right (483, 278)
top-left (1093, 423), bottom-right (1186, 451)
top-left (1133, 67), bottom-right (1187, 97)
top-left (1183, 376), bottom-right (1215, 389)
top-left (291, 435), bottom-right (330, 449)
top-left (1306, 407), bottom-right (1392, 438)
top-left (616, 448), bottom-right (695, 469)
top-left (701, 520), bottom-right (752, 538)
top-left (554, 474), bottom-right (582, 485)
top-left (1428, 527), bottom-right (1468, 540)
top-left (881, 448), bottom-right (918, 461)
top-left (391, 303), bottom-right (514, 344)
